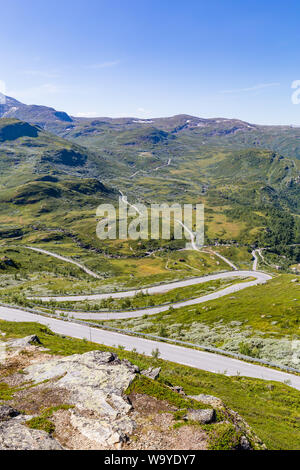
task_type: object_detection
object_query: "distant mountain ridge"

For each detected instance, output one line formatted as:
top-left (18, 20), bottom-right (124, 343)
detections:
top-left (0, 95), bottom-right (73, 128)
top-left (2, 95), bottom-right (300, 160)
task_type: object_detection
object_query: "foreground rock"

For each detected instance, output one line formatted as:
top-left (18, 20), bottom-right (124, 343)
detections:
top-left (185, 408), bottom-right (216, 424)
top-left (188, 393), bottom-right (266, 450)
top-left (0, 415), bottom-right (62, 450)
top-left (7, 335), bottom-right (41, 350)
top-left (22, 351), bottom-right (139, 448)
top-left (141, 367), bottom-right (161, 380)
top-left (0, 405), bottom-right (20, 421)
top-left (0, 335), bottom-right (266, 450)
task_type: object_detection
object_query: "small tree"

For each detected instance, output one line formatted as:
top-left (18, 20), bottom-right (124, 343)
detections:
top-left (151, 348), bottom-right (161, 359)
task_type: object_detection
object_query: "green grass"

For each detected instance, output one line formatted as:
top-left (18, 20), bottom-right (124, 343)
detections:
top-left (126, 375), bottom-right (211, 410)
top-left (207, 422), bottom-right (241, 450)
top-left (26, 416), bottom-right (55, 434)
top-left (0, 242), bottom-right (231, 300)
top-left (40, 277), bottom-right (250, 312)
top-left (107, 274), bottom-right (300, 339)
top-left (0, 319), bottom-right (299, 449)
top-left (0, 382), bottom-right (16, 401)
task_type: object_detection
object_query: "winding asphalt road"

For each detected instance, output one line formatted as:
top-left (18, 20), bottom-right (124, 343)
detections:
top-left (31, 270), bottom-right (270, 304)
top-left (53, 271), bottom-right (270, 320)
top-left (2, 243), bottom-right (298, 389)
top-left (0, 305), bottom-right (299, 390)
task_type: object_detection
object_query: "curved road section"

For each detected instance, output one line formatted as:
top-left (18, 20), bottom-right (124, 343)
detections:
top-left (59, 271), bottom-right (270, 320)
top-left (33, 270), bottom-right (271, 305)
top-left (0, 305), bottom-right (299, 390)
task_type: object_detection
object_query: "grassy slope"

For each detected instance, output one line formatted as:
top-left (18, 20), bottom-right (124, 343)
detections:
top-left (1, 118), bottom-right (300, 249)
top-left (0, 244), bottom-right (229, 298)
top-left (36, 277), bottom-right (250, 311)
top-left (107, 275), bottom-right (300, 339)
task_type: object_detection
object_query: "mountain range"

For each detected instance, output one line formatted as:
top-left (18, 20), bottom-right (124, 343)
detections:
top-left (0, 94), bottom-right (300, 252)
top-left (2, 95), bottom-right (300, 160)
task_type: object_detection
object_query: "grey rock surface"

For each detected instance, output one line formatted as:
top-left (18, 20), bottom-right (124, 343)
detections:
top-left (188, 394), bottom-right (223, 408)
top-left (22, 350), bottom-right (138, 447)
top-left (186, 408), bottom-right (216, 424)
top-left (141, 367), bottom-right (161, 380)
top-left (0, 416), bottom-right (62, 450)
top-left (0, 405), bottom-right (20, 421)
top-left (7, 335), bottom-right (41, 350)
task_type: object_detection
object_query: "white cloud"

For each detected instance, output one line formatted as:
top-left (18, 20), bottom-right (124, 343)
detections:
top-left (86, 60), bottom-right (121, 70)
top-left (220, 82), bottom-right (280, 94)
top-left (22, 70), bottom-right (60, 79)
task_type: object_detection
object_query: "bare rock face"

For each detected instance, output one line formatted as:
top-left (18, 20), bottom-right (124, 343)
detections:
top-left (7, 335), bottom-right (41, 350)
top-left (185, 408), bottom-right (216, 424)
top-left (141, 367), bottom-right (161, 380)
top-left (22, 351), bottom-right (139, 447)
top-left (188, 394), bottom-right (223, 408)
top-left (0, 415), bottom-right (62, 450)
top-left (171, 385), bottom-right (186, 395)
top-left (0, 405), bottom-right (20, 421)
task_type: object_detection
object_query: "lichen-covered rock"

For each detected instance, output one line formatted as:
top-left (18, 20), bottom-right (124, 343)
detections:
top-left (7, 335), bottom-right (41, 350)
top-left (0, 406), bottom-right (20, 421)
top-left (188, 394), bottom-right (223, 408)
top-left (0, 416), bottom-right (62, 450)
top-left (240, 435), bottom-right (251, 450)
top-left (0, 340), bottom-right (6, 363)
top-left (70, 409), bottom-right (134, 448)
top-left (22, 350), bottom-right (139, 447)
top-left (186, 409), bottom-right (216, 424)
top-left (141, 367), bottom-right (161, 380)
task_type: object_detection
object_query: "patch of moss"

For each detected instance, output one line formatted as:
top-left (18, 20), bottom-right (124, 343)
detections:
top-left (41, 404), bottom-right (74, 418)
top-left (126, 375), bottom-right (209, 410)
top-left (0, 382), bottom-right (16, 401)
top-left (26, 416), bottom-right (55, 434)
top-left (208, 422), bottom-right (241, 450)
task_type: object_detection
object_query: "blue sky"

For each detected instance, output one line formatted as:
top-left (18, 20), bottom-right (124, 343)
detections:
top-left (1, 0), bottom-right (300, 124)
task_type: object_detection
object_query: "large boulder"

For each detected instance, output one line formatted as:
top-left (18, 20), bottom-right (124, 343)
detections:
top-left (185, 409), bottom-right (216, 424)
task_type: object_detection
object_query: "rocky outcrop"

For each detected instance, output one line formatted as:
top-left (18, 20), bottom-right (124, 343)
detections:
top-left (0, 405), bottom-right (20, 420)
top-left (0, 335), bottom-right (266, 450)
top-left (188, 394), bottom-right (223, 408)
top-left (22, 351), bottom-right (139, 448)
top-left (0, 415), bottom-right (62, 450)
top-left (185, 408), bottom-right (216, 424)
top-left (7, 335), bottom-right (41, 350)
top-left (141, 367), bottom-right (161, 380)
